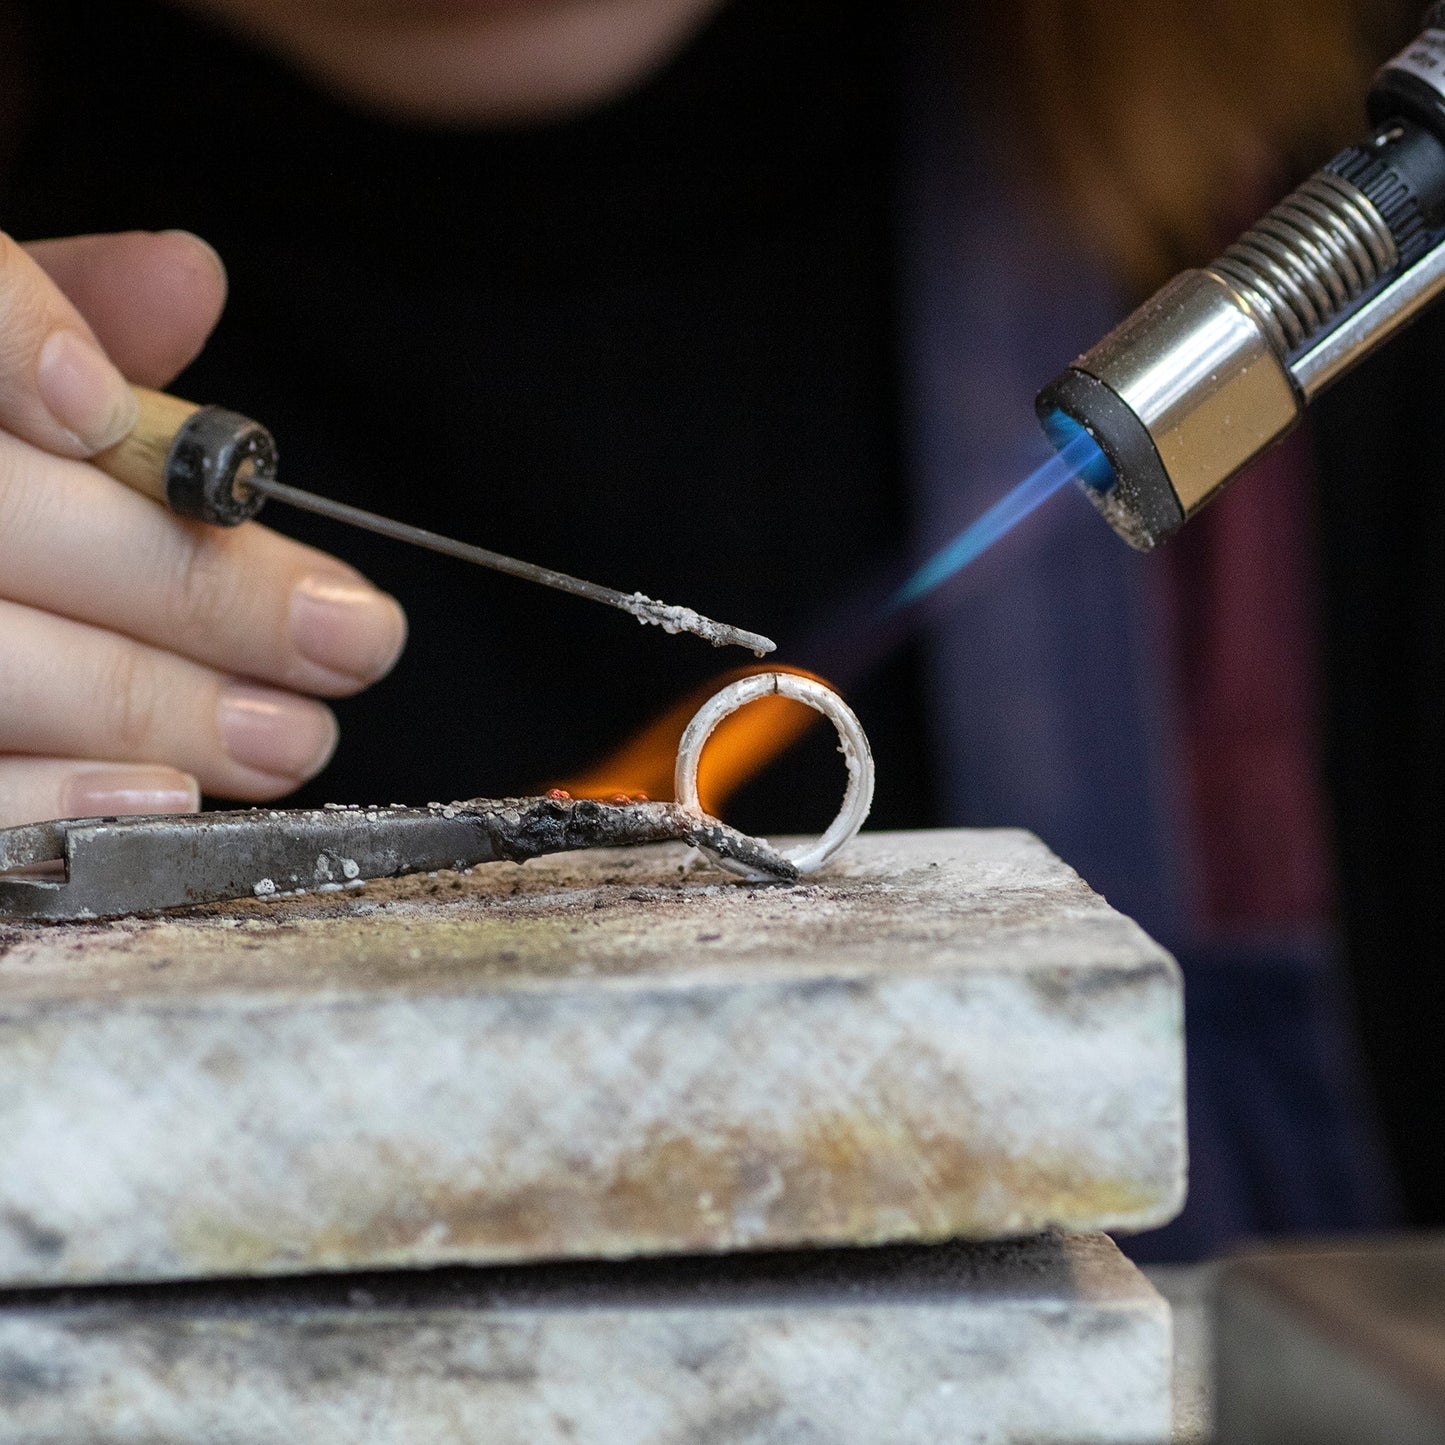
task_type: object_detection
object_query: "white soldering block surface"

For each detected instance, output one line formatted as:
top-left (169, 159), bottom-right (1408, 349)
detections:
top-left (0, 829), bottom-right (1184, 1286)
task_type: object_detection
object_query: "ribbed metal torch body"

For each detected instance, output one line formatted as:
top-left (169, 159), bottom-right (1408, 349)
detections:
top-left (1209, 170), bottom-right (1398, 355)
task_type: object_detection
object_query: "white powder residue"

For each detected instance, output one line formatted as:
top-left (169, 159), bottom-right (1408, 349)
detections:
top-left (622, 592), bottom-right (774, 656)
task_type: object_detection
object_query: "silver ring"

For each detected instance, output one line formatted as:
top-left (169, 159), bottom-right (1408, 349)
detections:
top-left (674, 673), bottom-right (874, 878)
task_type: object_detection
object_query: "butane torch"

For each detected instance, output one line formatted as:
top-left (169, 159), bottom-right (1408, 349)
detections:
top-left (1036, 4), bottom-right (1445, 549)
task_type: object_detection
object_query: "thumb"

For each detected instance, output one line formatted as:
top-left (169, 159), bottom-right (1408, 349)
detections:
top-left (0, 229), bottom-right (139, 458)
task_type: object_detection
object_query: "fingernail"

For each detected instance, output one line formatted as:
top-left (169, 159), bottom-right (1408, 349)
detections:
top-left (217, 685), bottom-right (338, 782)
top-left (62, 767), bottom-right (199, 819)
top-left (289, 575), bottom-right (407, 683)
top-left (36, 329), bottom-right (138, 453)
top-left (161, 230), bottom-right (228, 292)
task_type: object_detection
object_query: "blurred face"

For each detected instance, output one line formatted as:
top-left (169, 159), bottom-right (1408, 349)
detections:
top-left (172, 0), bottom-right (728, 122)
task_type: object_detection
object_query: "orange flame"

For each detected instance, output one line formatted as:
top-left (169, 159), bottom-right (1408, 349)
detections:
top-left (556, 663), bottom-right (829, 817)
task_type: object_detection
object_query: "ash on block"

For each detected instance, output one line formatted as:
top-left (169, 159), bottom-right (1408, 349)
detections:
top-left (0, 829), bottom-right (1185, 1288)
top-left (0, 1233), bottom-right (1172, 1445)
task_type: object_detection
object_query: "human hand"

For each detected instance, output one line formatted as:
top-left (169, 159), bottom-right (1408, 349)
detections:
top-left (0, 229), bottom-right (406, 828)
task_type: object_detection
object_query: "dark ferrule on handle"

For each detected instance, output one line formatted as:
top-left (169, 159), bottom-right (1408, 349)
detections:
top-left (165, 405), bottom-right (276, 526)
top-left (93, 389), bottom-right (277, 528)
top-left (1036, 3), bottom-right (1445, 549)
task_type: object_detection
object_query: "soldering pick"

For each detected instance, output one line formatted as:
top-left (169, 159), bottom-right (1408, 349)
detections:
top-left (94, 387), bottom-right (777, 656)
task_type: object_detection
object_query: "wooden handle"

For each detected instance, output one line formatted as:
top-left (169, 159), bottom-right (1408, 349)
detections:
top-left (91, 387), bottom-right (201, 507)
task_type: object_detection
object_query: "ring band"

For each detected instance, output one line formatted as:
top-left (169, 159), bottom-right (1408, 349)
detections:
top-left (674, 673), bottom-right (874, 878)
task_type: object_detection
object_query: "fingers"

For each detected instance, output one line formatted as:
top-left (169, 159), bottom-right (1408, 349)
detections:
top-left (25, 231), bottom-right (228, 389)
top-left (0, 759), bottom-right (199, 831)
top-left (0, 598), bottom-right (339, 800)
top-left (0, 430), bottom-right (407, 697)
top-left (0, 229), bottom-right (399, 833)
top-left (0, 231), bottom-right (139, 458)
top-left (0, 229), bottom-right (400, 829)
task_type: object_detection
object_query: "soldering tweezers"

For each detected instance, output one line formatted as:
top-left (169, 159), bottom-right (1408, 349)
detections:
top-left (0, 796), bottom-right (796, 922)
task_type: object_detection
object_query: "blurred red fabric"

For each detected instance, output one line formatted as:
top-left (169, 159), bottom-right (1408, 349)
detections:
top-left (1163, 430), bottom-right (1336, 933)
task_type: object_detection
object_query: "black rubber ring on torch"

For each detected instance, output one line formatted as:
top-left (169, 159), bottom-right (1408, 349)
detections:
top-left (1034, 367), bottom-right (1186, 549)
top-left (164, 405), bottom-right (276, 527)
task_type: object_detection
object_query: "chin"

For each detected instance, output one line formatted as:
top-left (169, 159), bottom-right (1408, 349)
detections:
top-left (176, 0), bottom-right (728, 124)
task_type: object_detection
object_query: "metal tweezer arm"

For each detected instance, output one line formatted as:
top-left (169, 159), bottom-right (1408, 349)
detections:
top-left (0, 797), bottom-right (796, 922)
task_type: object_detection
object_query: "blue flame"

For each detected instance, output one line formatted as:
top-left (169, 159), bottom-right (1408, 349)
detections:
top-left (891, 427), bottom-right (1110, 609)
top-left (1040, 411), bottom-right (1116, 493)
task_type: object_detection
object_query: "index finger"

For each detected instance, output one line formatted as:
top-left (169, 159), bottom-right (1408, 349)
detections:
top-left (25, 231), bottom-right (228, 389)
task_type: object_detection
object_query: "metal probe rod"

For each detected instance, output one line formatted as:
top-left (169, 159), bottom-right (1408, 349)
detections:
top-left (91, 387), bottom-right (777, 656)
top-left (248, 476), bottom-right (776, 656)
